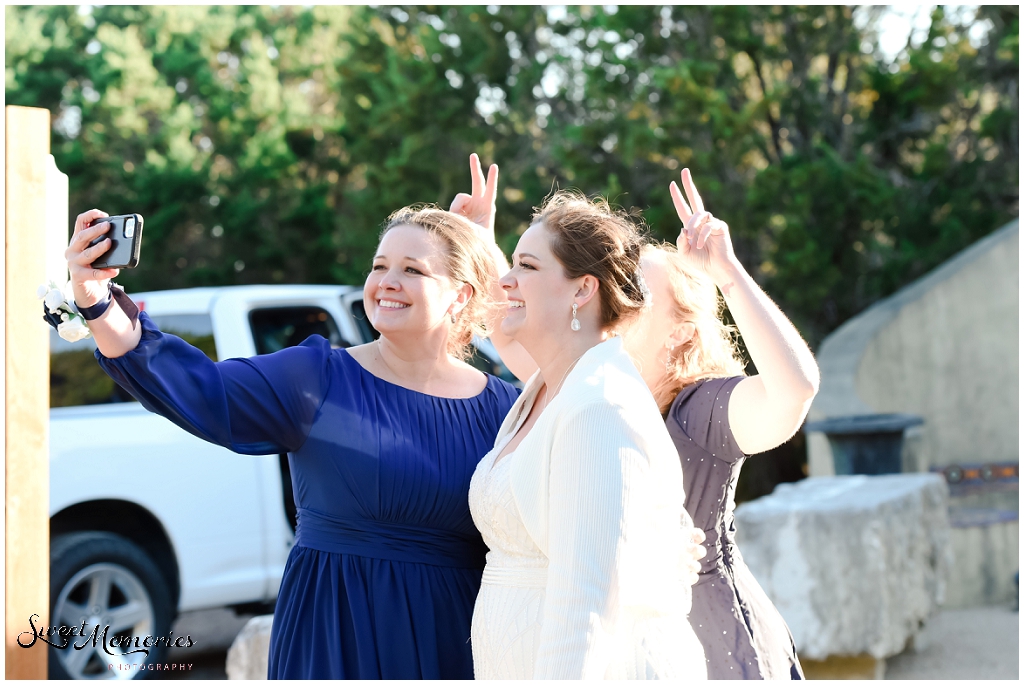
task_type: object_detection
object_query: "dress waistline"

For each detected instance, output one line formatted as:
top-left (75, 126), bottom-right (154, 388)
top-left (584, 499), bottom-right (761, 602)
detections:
top-left (481, 564), bottom-right (547, 588)
top-left (295, 507), bottom-right (486, 569)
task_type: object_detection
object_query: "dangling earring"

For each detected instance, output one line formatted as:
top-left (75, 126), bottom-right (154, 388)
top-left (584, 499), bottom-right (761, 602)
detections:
top-left (450, 311), bottom-right (456, 324)
top-left (570, 302), bottom-right (581, 331)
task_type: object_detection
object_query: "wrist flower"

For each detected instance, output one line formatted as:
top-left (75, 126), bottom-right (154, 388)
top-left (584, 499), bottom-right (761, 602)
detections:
top-left (37, 280), bottom-right (93, 342)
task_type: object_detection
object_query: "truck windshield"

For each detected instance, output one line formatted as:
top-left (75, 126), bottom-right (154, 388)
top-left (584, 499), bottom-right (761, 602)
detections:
top-left (249, 306), bottom-right (349, 354)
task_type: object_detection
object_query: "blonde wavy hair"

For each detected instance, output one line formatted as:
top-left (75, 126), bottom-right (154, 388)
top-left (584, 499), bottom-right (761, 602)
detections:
top-left (381, 206), bottom-right (498, 361)
top-left (644, 243), bottom-right (747, 412)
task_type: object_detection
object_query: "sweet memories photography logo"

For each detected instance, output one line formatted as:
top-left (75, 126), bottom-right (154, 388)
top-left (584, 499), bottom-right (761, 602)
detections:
top-left (17, 613), bottom-right (197, 673)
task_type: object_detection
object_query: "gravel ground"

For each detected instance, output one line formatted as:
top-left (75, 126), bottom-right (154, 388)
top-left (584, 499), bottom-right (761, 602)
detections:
top-left (153, 605), bottom-right (1018, 680)
top-left (885, 605), bottom-right (1018, 680)
top-left (153, 608), bottom-right (257, 680)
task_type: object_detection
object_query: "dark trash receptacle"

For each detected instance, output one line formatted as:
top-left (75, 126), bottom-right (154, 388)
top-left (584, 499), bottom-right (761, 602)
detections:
top-left (804, 413), bottom-right (924, 476)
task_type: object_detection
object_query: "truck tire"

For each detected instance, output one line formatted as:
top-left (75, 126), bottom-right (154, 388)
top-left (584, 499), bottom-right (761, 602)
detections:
top-left (48, 532), bottom-right (174, 680)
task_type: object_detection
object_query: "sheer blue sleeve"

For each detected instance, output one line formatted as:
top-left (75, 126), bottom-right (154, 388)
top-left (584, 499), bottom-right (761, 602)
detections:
top-left (96, 311), bottom-right (332, 455)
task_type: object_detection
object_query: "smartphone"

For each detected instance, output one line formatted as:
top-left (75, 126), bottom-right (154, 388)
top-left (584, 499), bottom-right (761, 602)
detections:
top-left (87, 214), bottom-right (144, 269)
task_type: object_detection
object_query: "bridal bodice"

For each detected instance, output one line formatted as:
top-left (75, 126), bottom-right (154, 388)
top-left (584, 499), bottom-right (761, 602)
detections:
top-left (469, 450), bottom-right (546, 572)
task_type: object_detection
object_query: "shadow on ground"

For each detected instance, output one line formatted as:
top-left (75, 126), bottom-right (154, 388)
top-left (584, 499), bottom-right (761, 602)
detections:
top-left (153, 604), bottom-right (1018, 680)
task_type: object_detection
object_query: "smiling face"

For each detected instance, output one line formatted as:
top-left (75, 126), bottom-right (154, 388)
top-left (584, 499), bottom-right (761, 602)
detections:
top-left (498, 222), bottom-right (582, 351)
top-left (363, 224), bottom-right (468, 341)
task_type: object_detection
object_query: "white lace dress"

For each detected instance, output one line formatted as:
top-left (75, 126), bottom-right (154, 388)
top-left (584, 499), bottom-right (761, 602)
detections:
top-left (468, 448), bottom-right (546, 679)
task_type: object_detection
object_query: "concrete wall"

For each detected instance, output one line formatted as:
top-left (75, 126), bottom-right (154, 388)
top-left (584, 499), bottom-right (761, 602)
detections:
top-left (945, 521), bottom-right (1019, 608)
top-left (807, 221), bottom-right (1019, 476)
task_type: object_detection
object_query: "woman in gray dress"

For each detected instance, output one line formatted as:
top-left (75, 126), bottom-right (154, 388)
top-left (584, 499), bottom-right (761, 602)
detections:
top-left (622, 170), bottom-right (820, 679)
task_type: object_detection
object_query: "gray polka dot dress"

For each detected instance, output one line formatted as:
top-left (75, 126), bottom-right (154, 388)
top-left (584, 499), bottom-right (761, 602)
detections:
top-left (667, 377), bottom-right (804, 680)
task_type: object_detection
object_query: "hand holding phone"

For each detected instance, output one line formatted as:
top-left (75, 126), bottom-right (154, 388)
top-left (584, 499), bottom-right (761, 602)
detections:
top-left (87, 214), bottom-right (144, 269)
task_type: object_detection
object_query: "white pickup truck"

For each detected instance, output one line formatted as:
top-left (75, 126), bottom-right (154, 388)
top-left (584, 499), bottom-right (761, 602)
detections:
top-left (47, 285), bottom-right (516, 679)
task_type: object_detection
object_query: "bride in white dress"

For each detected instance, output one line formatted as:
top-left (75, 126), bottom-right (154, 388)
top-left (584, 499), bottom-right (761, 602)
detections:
top-left (462, 187), bottom-right (708, 680)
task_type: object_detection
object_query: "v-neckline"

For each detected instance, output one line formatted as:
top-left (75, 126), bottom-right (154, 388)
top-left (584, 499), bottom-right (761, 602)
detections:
top-left (489, 378), bottom-right (543, 472)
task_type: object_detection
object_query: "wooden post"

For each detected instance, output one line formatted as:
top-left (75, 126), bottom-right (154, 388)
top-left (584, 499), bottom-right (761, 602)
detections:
top-left (5, 105), bottom-right (51, 679)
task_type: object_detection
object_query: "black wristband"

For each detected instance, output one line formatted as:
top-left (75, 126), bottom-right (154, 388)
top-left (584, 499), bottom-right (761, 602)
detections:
top-left (75, 283), bottom-right (140, 330)
top-left (76, 288), bottom-right (113, 320)
top-left (110, 284), bottom-right (141, 330)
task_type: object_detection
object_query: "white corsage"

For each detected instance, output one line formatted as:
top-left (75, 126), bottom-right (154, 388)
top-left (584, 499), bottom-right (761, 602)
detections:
top-left (38, 280), bottom-right (93, 342)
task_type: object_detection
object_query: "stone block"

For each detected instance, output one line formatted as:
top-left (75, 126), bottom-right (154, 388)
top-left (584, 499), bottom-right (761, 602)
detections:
top-left (734, 474), bottom-right (951, 661)
top-left (226, 614), bottom-right (273, 680)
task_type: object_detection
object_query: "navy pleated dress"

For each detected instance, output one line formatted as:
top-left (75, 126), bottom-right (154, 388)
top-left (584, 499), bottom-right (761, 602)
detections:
top-left (97, 312), bottom-right (520, 679)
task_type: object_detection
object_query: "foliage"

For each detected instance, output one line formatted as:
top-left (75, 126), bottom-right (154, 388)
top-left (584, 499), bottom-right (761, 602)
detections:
top-left (49, 346), bottom-right (120, 407)
top-left (49, 330), bottom-right (216, 407)
top-left (6, 5), bottom-right (1018, 345)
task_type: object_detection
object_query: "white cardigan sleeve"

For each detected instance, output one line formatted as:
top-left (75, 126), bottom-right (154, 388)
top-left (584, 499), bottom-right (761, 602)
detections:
top-left (533, 400), bottom-right (649, 679)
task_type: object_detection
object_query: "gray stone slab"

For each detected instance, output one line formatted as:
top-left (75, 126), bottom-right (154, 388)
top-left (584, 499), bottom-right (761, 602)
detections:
top-left (225, 615), bottom-right (273, 680)
top-left (734, 474), bottom-right (951, 660)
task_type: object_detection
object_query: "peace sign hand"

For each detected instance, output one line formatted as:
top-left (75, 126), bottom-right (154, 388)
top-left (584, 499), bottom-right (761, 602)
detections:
top-left (670, 169), bottom-right (737, 282)
top-left (450, 153), bottom-right (499, 243)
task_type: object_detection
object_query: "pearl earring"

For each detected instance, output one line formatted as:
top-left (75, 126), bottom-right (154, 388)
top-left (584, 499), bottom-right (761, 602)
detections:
top-left (570, 302), bottom-right (581, 331)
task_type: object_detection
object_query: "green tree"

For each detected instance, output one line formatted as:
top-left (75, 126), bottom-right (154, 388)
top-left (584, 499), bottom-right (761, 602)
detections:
top-left (6, 5), bottom-right (1017, 345)
top-left (496, 5), bottom-right (1018, 342)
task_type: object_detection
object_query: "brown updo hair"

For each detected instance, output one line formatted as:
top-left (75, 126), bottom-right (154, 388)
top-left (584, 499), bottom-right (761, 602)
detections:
top-left (379, 206), bottom-right (498, 360)
top-left (532, 190), bottom-right (649, 330)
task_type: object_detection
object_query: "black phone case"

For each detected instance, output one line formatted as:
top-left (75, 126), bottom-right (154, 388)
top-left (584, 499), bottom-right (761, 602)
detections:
top-left (88, 214), bottom-right (144, 269)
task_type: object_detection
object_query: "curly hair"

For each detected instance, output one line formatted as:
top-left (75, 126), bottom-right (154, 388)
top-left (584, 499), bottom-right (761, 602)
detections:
top-left (532, 190), bottom-right (649, 330)
top-left (643, 243), bottom-right (747, 412)
top-left (380, 206), bottom-right (498, 361)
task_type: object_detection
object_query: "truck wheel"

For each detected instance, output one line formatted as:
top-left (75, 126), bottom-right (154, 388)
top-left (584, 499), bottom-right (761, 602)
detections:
top-left (49, 532), bottom-right (174, 680)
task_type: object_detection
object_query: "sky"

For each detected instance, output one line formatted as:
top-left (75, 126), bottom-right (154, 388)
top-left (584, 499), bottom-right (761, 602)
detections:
top-left (863, 4), bottom-right (990, 61)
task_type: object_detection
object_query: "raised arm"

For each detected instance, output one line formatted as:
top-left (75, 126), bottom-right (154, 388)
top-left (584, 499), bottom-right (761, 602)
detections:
top-left (68, 210), bottom-right (329, 454)
top-left (66, 209), bottom-right (143, 357)
top-left (97, 312), bottom-right (332, 455)
top-left (449, 154), bottom-right (538, 382)
top-left (670, 170), bottom-right (819, 455)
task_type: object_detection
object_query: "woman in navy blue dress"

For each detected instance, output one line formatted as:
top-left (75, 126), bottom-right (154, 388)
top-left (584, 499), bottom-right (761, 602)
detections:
top-left (65, 191), bottom-right (518, 677)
